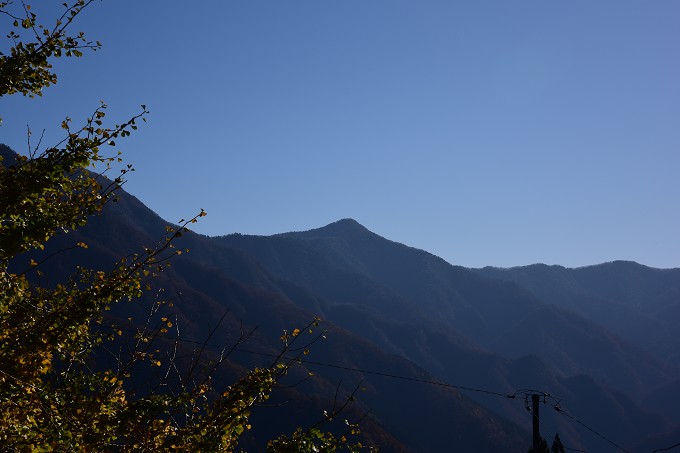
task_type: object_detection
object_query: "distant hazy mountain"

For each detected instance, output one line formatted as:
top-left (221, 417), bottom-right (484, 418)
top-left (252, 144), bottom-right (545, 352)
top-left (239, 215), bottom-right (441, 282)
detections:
top-left (474, 262), bottom-right (680, 368)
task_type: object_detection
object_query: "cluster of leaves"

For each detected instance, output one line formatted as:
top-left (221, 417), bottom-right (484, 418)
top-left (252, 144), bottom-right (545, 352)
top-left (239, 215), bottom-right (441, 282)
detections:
top-left (0, 0), bottom-right (100, 101)
top-left (0, 1), bottom-right (368, 451)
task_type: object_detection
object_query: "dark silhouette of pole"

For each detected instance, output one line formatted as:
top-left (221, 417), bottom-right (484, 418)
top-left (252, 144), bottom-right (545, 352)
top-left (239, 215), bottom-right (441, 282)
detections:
top-left (532, 393), bottom-right (541, 451)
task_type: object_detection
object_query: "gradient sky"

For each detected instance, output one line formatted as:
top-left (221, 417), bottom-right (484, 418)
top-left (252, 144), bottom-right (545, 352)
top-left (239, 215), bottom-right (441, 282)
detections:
top-left (2, 1), bottom-right (679, 268)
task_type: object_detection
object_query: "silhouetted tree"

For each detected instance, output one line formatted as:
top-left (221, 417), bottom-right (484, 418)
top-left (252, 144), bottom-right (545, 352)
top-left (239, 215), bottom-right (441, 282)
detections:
top-left (551, 434), bottom-right (566, 453)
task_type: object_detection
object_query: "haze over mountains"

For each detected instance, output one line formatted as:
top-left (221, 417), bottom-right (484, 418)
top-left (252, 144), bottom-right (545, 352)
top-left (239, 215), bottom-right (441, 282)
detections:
top-left (4, 143), bottom-right (679, 452)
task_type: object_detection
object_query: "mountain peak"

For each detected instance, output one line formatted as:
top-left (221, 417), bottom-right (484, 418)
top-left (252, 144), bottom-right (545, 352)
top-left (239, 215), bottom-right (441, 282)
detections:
top-left (324, 218), bottom-right (366, 230)
top-left (312, 218), bottom-right (373, 236)
top-left (278, 218), bottom-right (370, 239)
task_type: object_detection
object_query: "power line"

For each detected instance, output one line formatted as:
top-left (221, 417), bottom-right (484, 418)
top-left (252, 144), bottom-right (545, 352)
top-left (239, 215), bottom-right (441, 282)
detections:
top-left (564, 447), bottom-right (590, 453)
top-left (652, 441), bottom-right (680, 453)
top-left (276, 353), bottom-right (513, 398)
top-left (101, 324), bottom-right (643, 453)
top-left (552, 404), bottom-right (630, 453)
top-left (106, 325), bottom-right (514, 398)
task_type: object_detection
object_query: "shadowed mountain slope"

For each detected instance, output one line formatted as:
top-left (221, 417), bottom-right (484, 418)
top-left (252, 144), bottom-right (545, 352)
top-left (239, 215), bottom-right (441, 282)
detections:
top-left (474, 263), bottom-right (680, 368)
top-left (212, 218), bottom-right (678, 450)
top-left (5, 145), bottom-right (678, 451)
top-left (3, 157), bottom-right (529, 450)
top-left (216, 220), bottom-right (675, 400)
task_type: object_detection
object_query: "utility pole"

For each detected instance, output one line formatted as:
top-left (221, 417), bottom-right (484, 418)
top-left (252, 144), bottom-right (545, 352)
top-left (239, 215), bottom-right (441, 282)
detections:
top-left (523, 392), bottom-right (547, 452)
top-left (532, 393), bottom-right (541, 451)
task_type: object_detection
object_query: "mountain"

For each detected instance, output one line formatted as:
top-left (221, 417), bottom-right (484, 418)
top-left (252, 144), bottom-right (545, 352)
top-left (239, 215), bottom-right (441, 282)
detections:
top-left (474, 262), bottom-right (680, 367)
top-left (5, 144), bottom-right (679, 451)
top-left (216, 220), bottom-right (675, 398)
top-left (212, 218), bottom-right (678, 449)
top-left (4, 147), bottom-right (530, 451)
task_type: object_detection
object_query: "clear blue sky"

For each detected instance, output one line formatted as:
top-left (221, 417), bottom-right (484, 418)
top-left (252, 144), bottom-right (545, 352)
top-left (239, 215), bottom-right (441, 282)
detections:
top-left (2, 1), bottom-right (679, 268)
